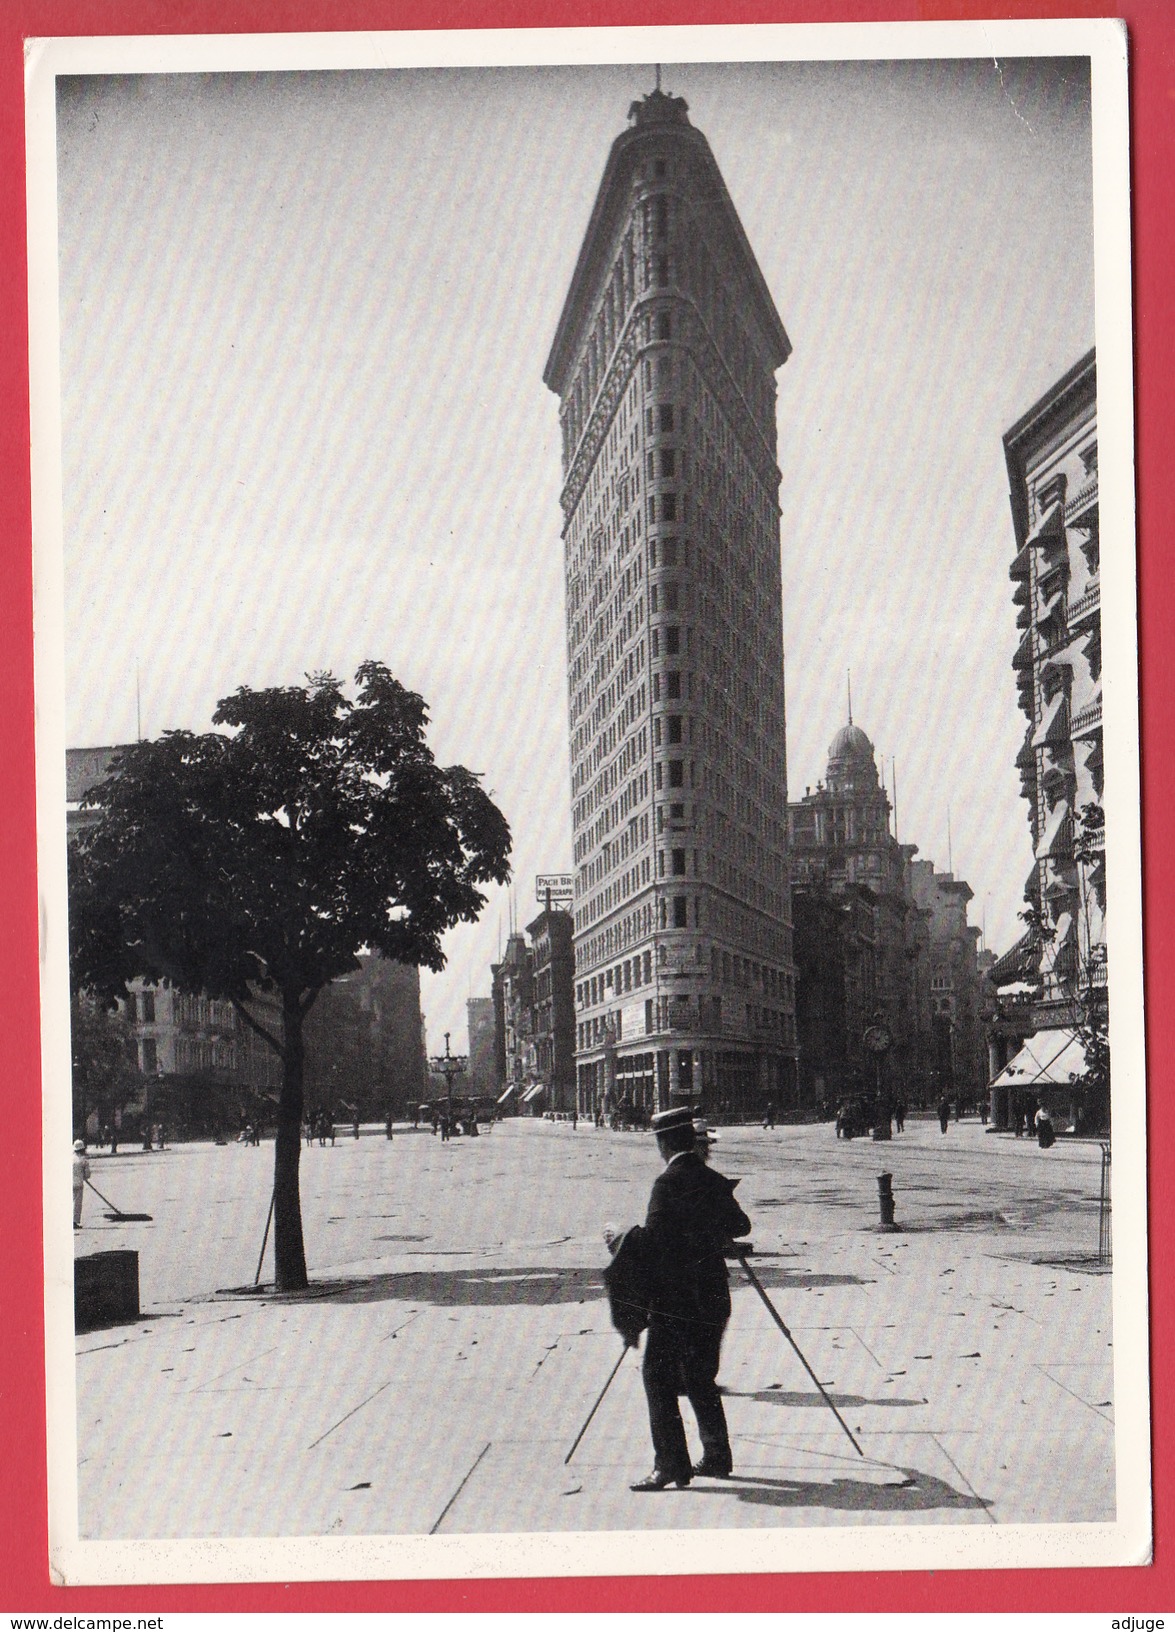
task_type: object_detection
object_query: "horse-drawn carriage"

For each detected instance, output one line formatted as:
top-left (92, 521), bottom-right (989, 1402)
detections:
top-left (424, 1097), bottom-right (490, 1136)
top-left (835, 1092), bottom-right (877, 1140)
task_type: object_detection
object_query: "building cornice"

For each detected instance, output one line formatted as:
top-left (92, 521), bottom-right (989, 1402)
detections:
top-left (1003, 348), bottom-right (1096, 549)
top-left (545, 112), bottom-right (790, 400)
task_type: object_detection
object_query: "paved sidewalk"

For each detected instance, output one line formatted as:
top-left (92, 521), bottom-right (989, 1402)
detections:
top-left (73, 1120), bottom-right (1114, 1538)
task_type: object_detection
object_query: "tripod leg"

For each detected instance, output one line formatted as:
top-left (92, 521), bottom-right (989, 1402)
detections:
top-left (564, 1343), bottom-right (630, 1465)
top-left (736, 1254), bottom-right (864, 1457)
top-left (254, 1190), bottom-right (276, 1286)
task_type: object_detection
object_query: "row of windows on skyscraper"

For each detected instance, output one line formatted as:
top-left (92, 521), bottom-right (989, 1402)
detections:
top-left (545, 89), bottom-right (797, 1112)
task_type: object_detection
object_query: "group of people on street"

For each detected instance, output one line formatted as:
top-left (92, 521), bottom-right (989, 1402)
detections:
top-left (304, 1109), bottom-right (336, 1145)
top-left (428, 1105), bottom-right (480, 1139)
top-left (834, 1094), bottom-right (906, 1139)
top-left (83, 1119), bottom-right (167, 1153)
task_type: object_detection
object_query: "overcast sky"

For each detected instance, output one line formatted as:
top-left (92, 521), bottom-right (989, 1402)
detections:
top-left (56, 56), bottom-right (1095, 1055)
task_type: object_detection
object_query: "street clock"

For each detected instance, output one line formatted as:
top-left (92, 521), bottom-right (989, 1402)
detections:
top-left (863, 1022), bottom-right (893, 1055)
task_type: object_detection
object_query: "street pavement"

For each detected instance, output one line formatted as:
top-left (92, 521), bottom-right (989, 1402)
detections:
top-left (72, 1117), bottom-right (1114, 1538)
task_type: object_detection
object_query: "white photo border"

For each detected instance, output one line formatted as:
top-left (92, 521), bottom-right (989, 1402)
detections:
top-left (28, 16), bottom-right (1146, 1585)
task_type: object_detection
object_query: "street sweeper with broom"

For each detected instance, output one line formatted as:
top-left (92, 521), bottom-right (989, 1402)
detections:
top-left (72, 1138), bottom-right (91, 1229)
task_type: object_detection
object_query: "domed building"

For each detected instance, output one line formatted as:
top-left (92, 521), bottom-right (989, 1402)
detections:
top-left (789, 720), bottom-right (904, 895)
top-left (826, 722), bottom-right (883, 797)
top-left (787, 717), bottom-right (988, 1115)
top-left (788, 719), bottom-right (931, 1111)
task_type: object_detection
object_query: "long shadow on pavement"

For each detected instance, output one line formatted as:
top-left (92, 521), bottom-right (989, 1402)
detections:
top-left (687, 1467), bottom-right (989, 1513)
top-left (242, 1263), bottom-right (868, 1307)
top-left (728, 1389), bottom-right (927, 1408)
top-left (255, 1267), bottom-right (606, 1307)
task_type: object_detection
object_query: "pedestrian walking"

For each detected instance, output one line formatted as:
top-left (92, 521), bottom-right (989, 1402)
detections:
top-left (572, 1106), bottom-right (578, 1130)
top-left (72, 1139), bottom-right (90, 1229)
top-left (937, 1096), bottom-right (951, 1134)
top-left (620, 1106), bottom-right (752, 1491)
top-left (763, 1100), bottom-right (776, 1130)
top-left (440, 1110), bottom-right (451, 1142)
top-left (894, 1097), bottom-right (906, 1134)
top-left (1034, 1103), bottom-right (1056, 1149)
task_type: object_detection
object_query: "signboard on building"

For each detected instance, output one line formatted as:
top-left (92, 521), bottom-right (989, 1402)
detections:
top-left (535, 874), bottom-right (574, 905)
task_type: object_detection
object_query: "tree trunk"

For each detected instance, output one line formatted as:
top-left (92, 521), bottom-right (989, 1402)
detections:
top-left (272, 988), bottom-right (309, 1290)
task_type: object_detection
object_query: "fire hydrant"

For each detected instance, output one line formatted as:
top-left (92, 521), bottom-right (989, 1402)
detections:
top-left (877, 1172), bottom-right (898, 1231)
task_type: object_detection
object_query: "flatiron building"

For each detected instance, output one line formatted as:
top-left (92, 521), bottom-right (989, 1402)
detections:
top-left (544, 87), bottom-right (797, 1117)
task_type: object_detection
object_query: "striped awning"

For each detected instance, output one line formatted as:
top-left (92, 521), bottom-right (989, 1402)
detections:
top-left (521, 1083), bottom-right (546, 1104)
top-left (991, 1030), bottom-right (1085, 1090)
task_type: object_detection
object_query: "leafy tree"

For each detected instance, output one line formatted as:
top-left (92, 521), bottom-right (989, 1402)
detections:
top-left (68, 663), bottom-right (512, 1288)
top-left (70, 993), bottom-right (138, 1137)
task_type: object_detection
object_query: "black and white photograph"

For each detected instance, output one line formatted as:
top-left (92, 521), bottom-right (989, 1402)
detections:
top-left (28, 21), bottom-right (1146, 1583)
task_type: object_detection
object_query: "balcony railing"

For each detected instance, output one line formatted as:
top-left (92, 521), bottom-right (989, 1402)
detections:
top-left (1067, 580), bottom-right (1100, 624)
top-left (1065, 478), bottom-right (1098, 521)
top-left (1070, 698), bottom-right (1103, 736)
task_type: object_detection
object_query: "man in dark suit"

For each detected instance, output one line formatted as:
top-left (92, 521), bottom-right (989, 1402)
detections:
top-left (630, 1105), bottom-right (752, 1491)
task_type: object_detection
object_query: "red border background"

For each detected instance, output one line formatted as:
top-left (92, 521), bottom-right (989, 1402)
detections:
top-left (2, 0), bottom-right (1170, 1612)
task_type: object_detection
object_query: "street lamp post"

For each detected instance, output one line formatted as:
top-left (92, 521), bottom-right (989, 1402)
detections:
top-left (429, 1031), bottom-right (468, 1128)
top-left (863, 1013), bottom-right (893, 1141)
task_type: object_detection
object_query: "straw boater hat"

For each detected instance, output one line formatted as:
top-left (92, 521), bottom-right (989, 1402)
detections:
top-left (73, 1139), bottom-right (86, 1152)
top-left (650, 1106), bottom-right (695, 1135)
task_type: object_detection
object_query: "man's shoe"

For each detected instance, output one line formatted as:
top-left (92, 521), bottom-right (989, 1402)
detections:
top-left (630, 1469), bottom-right (691, 1491)
top-left (692, 1458), bottom-right (732, 1478)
